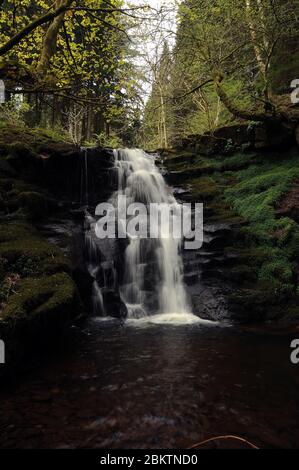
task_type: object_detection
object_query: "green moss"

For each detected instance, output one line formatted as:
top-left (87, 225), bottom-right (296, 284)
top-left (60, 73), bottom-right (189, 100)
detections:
top-left (0, 272), bottom-right (79, 326)
top-left (31, 127), bottom-right (69, 145)
top-left (0, 237), bottom-right (70, 277)
top-left (187, 176), bottom-right (221, 201)
top-left (17, 191), bottom-right (49, 219)
top-left (258, 258), bottom-right (295, 293)
top-left (215, 152), bottom-right (263, 172)
top-left (228, 283), bottom-right (283, 320)
top-left (0, 222), bottom-right (36, 243)
top-left (0, 123), bottom-right (69, 157)
top-left (6, 142), bottom-right (36, 159)
top-left (207, 201), bottom-right (244, 225)
top-left (164, 154), bottom-right (215, 173)
top-left (220, 154), bottom-right (299, 296)
top-left (179, 146), bottom-right (299, 313)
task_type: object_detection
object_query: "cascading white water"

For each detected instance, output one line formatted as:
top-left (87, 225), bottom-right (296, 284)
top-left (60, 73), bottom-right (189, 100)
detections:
top-left (112, 149), bottom-right (190, 318)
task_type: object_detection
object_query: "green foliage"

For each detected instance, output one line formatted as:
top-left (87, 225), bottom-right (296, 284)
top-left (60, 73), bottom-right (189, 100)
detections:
top-left (0, 1), bottom-right (142, 145)
top-left (0, 100), bottom-right (30, 127)
top-left (165, 144), bottom-right (299, 303)
top-left (142, 0), bottom-right (299, 148)
top-left (223, 154), bottom-right (299, 293)
top-left (258, 258), bottom-right (294, 295)
top-left (95, 132), bottom-right (122, 148)
top-left (142, 42), bottom-right (172, 149)
top-left (225, 157), bottom-right (299, 230)
top-left (32, 126), bottom-right (69, 144)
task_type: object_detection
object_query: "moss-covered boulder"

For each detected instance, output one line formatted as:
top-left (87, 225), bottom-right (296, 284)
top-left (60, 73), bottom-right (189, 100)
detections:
top-left (0, 236), bottom-right (70, 277)
top-left (0, 273), bottom-right (82, 372)
top-left (0, 222), bottom-right (36, 243)
top-left (187, 176), bottom-right (221, 202)
top-left (0, 272), bottom-right (80, 329)
top-left (16, 191), bottom-right (50, 219)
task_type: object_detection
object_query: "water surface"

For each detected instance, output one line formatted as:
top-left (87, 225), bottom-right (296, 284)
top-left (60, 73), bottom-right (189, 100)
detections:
top-left (1, 318), bottom-right (298, 449)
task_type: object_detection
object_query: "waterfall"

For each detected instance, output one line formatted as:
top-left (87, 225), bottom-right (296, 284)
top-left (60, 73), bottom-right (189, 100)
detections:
top-left (111, 149), bottom-right (190, 318)
top-left (84, 148), bottom-right (192, 320)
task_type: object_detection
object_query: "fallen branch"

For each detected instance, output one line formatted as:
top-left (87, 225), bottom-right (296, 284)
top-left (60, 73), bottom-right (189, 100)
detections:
top-left (189, 434), bottom-right (259, 449)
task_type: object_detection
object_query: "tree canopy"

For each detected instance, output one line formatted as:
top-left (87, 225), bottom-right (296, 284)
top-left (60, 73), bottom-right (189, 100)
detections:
top-left (142, 0), bottom-right (299, 148)
top-left (0, 0), bottom-right (147, 144)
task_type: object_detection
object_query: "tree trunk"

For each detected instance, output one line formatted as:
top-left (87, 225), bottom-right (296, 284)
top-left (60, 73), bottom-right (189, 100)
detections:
top-left (245, 0), bottom-right (267, 79)
top-left (213, 73), bottom-right (283, 123)
top-left (159, 84), bottom-right (168, 148)
top-left (37, 0), bottom-right (73, 75)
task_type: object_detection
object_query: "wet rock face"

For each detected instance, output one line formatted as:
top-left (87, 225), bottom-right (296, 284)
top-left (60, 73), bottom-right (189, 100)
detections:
top-left (6, 143), bottom-right (116, 206)
top-left (102, 291), bottom-right (128, 319)
top-left (182, 223), bottom-right (235, 322)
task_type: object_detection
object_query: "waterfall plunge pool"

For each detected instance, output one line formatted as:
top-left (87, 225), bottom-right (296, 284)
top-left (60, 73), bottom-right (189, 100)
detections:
top-left (0, 318), bottom-right (298, 449)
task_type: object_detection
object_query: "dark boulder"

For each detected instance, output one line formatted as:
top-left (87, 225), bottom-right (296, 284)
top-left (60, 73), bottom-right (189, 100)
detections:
top-left (102, 291), bottom-right (128, 319)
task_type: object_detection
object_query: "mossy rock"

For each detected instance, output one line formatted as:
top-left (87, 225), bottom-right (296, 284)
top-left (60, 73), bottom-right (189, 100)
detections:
top-left (282, 305), bottom-right (299, 321)
top-left (187, 176), bottom-right (221, 201)
top-left (16, 191), bottom-right (50, 219)
top-left (207, 202), bottom-right (244, 225)
top-left (226, 247), bottom-right (268, 266)
top-left (228, 284), bottom-right (279, 321)
top-left (0, 237), bottom-right (70, 276)
top-left (0, 222), bottom-right (37, 243)
top-left (230, 264), bottom-right (258, 283)
top-left (0, 272), bottom-right (81, 330)
top-left (6, 142), bottom-right (36, 159)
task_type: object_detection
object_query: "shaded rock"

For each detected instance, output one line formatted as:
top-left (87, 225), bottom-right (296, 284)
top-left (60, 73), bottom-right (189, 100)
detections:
top-left (254, 122), bottom-right (294, 151)
top-left (189, 284), bottom-right (230, 321)
top-left (102, 291), bottom-right (127, 319)
top-left (184, 272), bottom-right (199, 285)
top-left (180, 123), bottom-right (254, 155)
top-left (228, 285), bottom-right (282, 322)
top-left (16, 191), bottom-right (56, 220)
